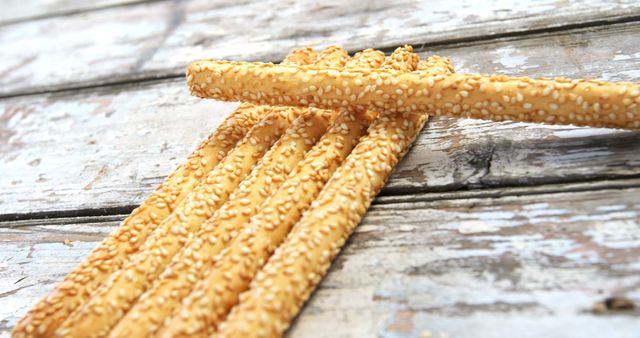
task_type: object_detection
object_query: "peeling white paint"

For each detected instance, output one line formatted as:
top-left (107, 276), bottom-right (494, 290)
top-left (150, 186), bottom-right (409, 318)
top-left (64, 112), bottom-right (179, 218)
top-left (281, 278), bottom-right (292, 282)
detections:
top-left (493, 46), bottom-right (529, 69)
top-left (586, 220), bottom-right (640, 249)
top-left (458, 220), bottom-right (500, 234)
top-left (552, 128), bottom-right (621, 139)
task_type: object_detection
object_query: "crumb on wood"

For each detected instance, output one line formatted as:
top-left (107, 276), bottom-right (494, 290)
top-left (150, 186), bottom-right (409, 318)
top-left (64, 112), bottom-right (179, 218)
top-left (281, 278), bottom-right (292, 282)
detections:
top-left (63, 239), bottom-right (73, 247)
top-left (593, 296), bottom-right (636, 314)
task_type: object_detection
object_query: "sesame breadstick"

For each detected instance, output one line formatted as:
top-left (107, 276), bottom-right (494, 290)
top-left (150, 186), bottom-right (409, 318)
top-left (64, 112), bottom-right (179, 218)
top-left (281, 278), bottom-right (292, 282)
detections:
top-left (108, 110), bottom-right (335, 338)
top-left (12, 47), bottom-right (318, 338)
top-left (12, 94), bottom-right (260, 338)
top-left (187, 53), bottom-right (640, 129)
top-left (55, 106), bottom-right (298, 338)
top-left (155, 50), bottom-right (386, 338)
top-left (418, 55), bottom-right (455, 74)
top-left (106, 48), bottom-right (359, 338)
top-left (216, 51), bottom-right (445, 338)
top-left (52, 47), bottom-right (344, 338)
top-left (157, 108), bottom-right (373, 338)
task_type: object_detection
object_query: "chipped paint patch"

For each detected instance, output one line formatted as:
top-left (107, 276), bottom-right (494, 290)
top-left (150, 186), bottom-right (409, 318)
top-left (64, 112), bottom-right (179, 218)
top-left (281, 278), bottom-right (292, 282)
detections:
top-left (458, 220), bottom-right (500, 234)
top-left (551, 127), bottom-right (621, 139)
top-left (585, 220), bottom-right (640, 250)
top-left (493, 46), bottom-right (531, 69)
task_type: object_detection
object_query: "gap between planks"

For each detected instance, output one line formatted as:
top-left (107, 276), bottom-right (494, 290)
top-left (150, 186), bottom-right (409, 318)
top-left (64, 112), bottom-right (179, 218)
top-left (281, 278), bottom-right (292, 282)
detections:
top-left (1, 16), bottom-right (640, 100)
top-left (0, 0), bottom-right (166, 27)
top-left (1, 0), bottom-right (640, 98)
top-left (2, 17), bottom-right (639, 216)
top-left (3, 177), bottom-right (640, 226)
top-left (2, 180), bottom-right (639, 337)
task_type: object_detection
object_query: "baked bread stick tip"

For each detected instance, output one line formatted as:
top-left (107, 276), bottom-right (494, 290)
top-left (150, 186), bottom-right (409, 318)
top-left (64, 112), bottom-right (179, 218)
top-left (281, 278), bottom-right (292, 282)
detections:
top-left (380, 45), bottom-right (419, 72)
top-left (216, 49), bottom-right (441, 338)
top-left (13, 48), bottom-right (315, 338)
top-left (106, 47), bottom-right (349, 338)
top-left (187, 50), bottom-right (640, 129)
top-left (418, 55), bottom-right (455, 74)
top-left (154, 49), bottom-right (385, 338)
top-left (280, 47), bottom-right (318, 65)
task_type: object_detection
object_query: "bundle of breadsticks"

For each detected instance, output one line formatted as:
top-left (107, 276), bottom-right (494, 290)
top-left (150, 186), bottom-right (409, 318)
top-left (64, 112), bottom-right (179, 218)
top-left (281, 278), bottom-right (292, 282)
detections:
top-left (14, 44), bottom-right (638, 338)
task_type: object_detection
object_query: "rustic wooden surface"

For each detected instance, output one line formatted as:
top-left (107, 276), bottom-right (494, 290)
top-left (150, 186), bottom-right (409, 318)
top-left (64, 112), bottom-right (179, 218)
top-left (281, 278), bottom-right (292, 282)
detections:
top-left (1, 0), bottom-right (639, 337)
top-left (4, 22), bottom-right (640, 217)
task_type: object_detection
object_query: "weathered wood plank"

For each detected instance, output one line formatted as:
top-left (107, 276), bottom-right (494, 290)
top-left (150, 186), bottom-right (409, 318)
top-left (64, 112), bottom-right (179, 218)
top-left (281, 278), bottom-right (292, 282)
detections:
top-left (2, 184), bottom-right (639, 336)
top-left (1, 0), bottom-right (639, 96)
top-left (289, 186), bottom-right (640, 337)
top-left (2, 22), bottom-right (640, 216)
top-left (0, 0), bottom-right (152, 25)
top-left (0, 80), bottom-right (239, 216)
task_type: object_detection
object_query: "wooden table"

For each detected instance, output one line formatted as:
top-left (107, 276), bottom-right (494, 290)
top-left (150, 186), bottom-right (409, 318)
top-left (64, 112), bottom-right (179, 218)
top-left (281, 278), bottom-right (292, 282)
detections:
top-left (1, 1), bottom-right (639, 337)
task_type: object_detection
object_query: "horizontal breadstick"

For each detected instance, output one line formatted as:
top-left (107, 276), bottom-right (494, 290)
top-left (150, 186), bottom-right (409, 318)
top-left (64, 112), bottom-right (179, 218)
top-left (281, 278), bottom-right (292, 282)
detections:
top-left (106, 47), bottom-right (352, 338)
top-left (156, 110), bottom-right (374, 338)
top-left (187, 53), bottom-right (640, 129)
top-left (216, 51), bottom-right (442, 338)
top-left (55, 107), bottom-right (300, 338)
top-left (153, 50), bottom-right (385, 338)
top-left (12, 103), bottom-right (263, 338)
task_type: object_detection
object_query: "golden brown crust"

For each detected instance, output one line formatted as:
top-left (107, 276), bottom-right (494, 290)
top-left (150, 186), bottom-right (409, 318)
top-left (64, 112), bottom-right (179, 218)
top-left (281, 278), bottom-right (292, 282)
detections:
top-left (343, 48), bottom-right (385, 69)
top-left (313, 45), bottom-right (350, 67)
top-left (157, 108), bottom-right (373, 338)
top-left (186, 54), bottom-right (640, 129)
top-left (216, 49), bottom-right (440, 338)
top-left (219, 110), bottom-right (429, 338)
top-left (11, 102), bottom-right (263, 338)
top-left (57, 47), bottom-right (344, 338)
top-left (108, 109), bottom-right (336, 338)
top-left (417, 55), bottom-right (455, 74)
top-left (105, 47), bottom-right (350, 338)
top-left (380, 45), bottom-right (419, 72)
top-left (154, 49), bottom-right (385, 338)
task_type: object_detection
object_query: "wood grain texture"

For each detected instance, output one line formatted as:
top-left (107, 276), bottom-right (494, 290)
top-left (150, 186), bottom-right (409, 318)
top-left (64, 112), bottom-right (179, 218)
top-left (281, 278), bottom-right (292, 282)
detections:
top-left (0, 0), bottom-right (153, 25)
top-left (1, 0), bottom-right (639, 96)
top-left (2, 22), bottom-right (639, 216)
top-left (1, 3), bottom-right (639, 336)
top-left (0, 80), bottom-right (239, 216)
top-left (2, 182), bottom-right (639, 336)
